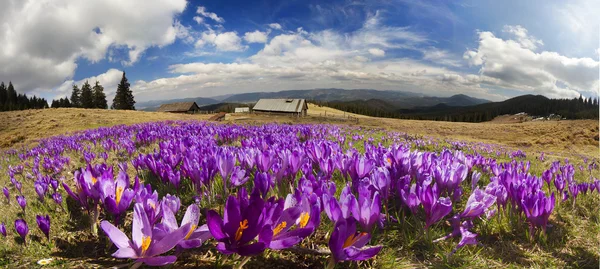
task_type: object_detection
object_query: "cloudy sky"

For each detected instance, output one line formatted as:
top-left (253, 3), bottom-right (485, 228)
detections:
top-left (0, 0), bottom-right (598, 103)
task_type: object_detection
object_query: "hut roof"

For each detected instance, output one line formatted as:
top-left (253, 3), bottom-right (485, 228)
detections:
top-left (252, 99), bottom-right (307, 113)
top-left (156, 102), bottom-right (199, 112)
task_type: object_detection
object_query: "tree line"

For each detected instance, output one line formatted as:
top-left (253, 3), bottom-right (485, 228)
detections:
top-left (0, 82), bottom-right (49, 111)
top-left (313, 94), bottom-right (600, 123)
top-left (52, 72), bottom-right (136, 110)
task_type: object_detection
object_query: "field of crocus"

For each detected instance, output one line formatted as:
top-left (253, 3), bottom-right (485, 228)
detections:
top-left (0, 120), bottom-right (598, 268)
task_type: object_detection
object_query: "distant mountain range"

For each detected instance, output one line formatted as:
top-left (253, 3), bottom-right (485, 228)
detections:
top-left (321, 94), bottom-right (599, 122)
top-left (138, 88), bottom-right (491, 111)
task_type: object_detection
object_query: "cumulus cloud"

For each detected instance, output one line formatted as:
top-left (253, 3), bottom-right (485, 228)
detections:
top-left (132, 21), bottom-right (502, 102)
top-left (368, 48), bottom-right (385, 57)
top-left (195, 31), bottom-right (247, 52)
top-left (464, 28), bottom-right (599, 98)
top-left (268, 23), bottom-right (282, 30)
top-left (502, 25), bottom-right (543, 50)
top-left (196, 6), bottom-right (225, 23)
top-left (244, 31), bottom-right (269, 43)
top-left (0, 0), bottom-right (186, 94)
top-left (193, 16), bottom-right (204, 24)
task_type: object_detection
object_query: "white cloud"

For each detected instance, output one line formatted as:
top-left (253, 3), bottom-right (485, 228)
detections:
top-left (195, 31), bottom-right (247, 52)
top-left (268, 23), bottom-right (282, 30)
top-left (196, 6), bottom-right (225, 24)
top-left (421, 47), bottom-right (462, 67)
top-left (0, 0), bottom-right (186, 94)
top-left (193, 16), bottom-right (204, 24)
top-left (132, 22), bottom-right (504, 102)
top-left (244, 30), bottom-right (268, 43)
top-left (368, 48), bottom-right (385, 57)
top-left (502, 25), bottom-right (543, 50)
top-left (464, 29), bottom-right (599, 98)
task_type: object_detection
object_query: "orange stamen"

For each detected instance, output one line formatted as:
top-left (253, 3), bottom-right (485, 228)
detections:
top-left (235, 219), bottom-right (249, 241)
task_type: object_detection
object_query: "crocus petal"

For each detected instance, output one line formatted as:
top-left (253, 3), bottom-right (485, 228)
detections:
top-left (147, 223), bottom-right (191, 257)
top-left (237, 242), bottom-right (267, 256)
top-left (112, 247), bottom-right (137, 259)
top-left (100, 220), bottom-right (131, 249)
top-left (181, 204), bottom-right (200, 228)
top-left (269, 236), bottom-right (303, 250)
top-left (206, 210), bottom-right (227, 241)
top-left (344, 245), bottom-right (383, 261)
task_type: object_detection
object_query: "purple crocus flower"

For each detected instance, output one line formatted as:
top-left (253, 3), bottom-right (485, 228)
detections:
top-left (258, 198), bottom-right (316, 250)
top-left (52, 192), bottom-right (63, 206)
top-left (161, 194), bottom-right (181, 214)
top-left (101, 171), bottom-right (135, 220)
top-left (35, 181), bottom-right (47, 202)
top-left (16, 195), bottom-right (26, 212)
top-left (355, 185), bottom-right (382, 231)
top-left (0, 222), bottom-right (6, 237)
top-left (156, 204), bottom-right (212, 249)
top-left (206, 191), bottom-right (267, 256)
top-left (15, 219), bottom-right (28, 245)
top-left (399, 184), bottom-right (420, 214)
top-left (418, 183), bottom-right (452, 229)
top-left (521, 191), bottom-right (555, 233)
top-left (230, 167), bottom-right (249, 187)
top-left (328, 218), bottom-right (382, 264)
top-left (100, 203), bottom-right (191, 266)
top-left (217, 150), bottom-right (236, 180)
top-left (36, 215), bottom-right (51, 240)
top-left (461, 189), bottom-right (496, 218)
top-left (323, 186), bottom-right (358, 223)
top-left (3, 187), bottom-right (9, 204)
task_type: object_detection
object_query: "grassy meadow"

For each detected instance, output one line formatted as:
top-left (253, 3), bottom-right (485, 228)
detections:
top-left (0, 107), bottom-right (598, 268)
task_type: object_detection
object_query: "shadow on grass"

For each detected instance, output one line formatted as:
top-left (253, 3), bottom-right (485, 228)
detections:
top-left (51, 230), bottom-right (124, 268)
top-left (552, 246), bottom-right (599, 268)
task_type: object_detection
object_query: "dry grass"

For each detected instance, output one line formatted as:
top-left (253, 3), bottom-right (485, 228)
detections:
top-left (2, 107), bottom-right (597, 160)
top-left (0, 108), bottom-right (211, 149)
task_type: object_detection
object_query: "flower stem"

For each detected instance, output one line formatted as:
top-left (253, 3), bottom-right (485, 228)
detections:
top-left (325, 257), bottom-right (336, 269)
top-left (234, 256), bottom-right (252, 269)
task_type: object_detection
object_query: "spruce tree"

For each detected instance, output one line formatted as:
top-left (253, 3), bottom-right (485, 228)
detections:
top-left (80, 81), bottom-right (94, 108)
top-left (112, 72), bottom-right (135, 110)
top-left (92, 81), bottom-right (108, 109)
top-left (0, 82), bottom-right (6, 111)
top-left (6, 82), bottom-right (17, 110)
top-left (70, 84), bottom-right (81, 108)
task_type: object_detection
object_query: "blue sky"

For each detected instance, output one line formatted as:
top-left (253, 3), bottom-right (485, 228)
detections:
top-left (0, 0), bottom-right (598, 103)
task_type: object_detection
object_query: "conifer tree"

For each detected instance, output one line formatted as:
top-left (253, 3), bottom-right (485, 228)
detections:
top-left (0, 82), bottom-right (6, 111)
top-left (111, 72), bottom-right (135, 110)
top-left (80, 81), bottom-right (94, 108)
top-left (92, 81), bottom-right (108, 109)
top-left (70, 84), bottom-right (81, 108)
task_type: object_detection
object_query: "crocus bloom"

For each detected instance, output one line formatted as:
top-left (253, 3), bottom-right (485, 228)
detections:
top-left (36, 215), bottom-right (51, 240)
top-left (16, 195), bottom-right (26, 212)
top-left (328, 218), bottom-right (382, 263)
top-left (161, 194), bottom-right (181, 214)
top-left (0, 222), bottom-right (6, 237)
top-left (100, 203), bottom-right (191, 266)
top-left (259, 198), bottom-right (316, 250)
top-left (521, 191), bottom-right (555, 232)
top-left (461, 189), bottom-right (496, 218)
top-left (101, 171), bottom-right (135, 220)
top-left (35, 181), bottom-right (48, 202)
top-left (2, 187), bottom-right (9, 203)
top-left (355, 185), bottom-right (381, 231)
top-left (15, 219), bottom-right (28, 245)
top-left (207, 192), bottom-right (267, 256)
top-left (52, 192), bottom-right (63, 206)
top-left (418, 183), bottom-right (452, 229)
top-left (156, 204), bottom-right (212, 249)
